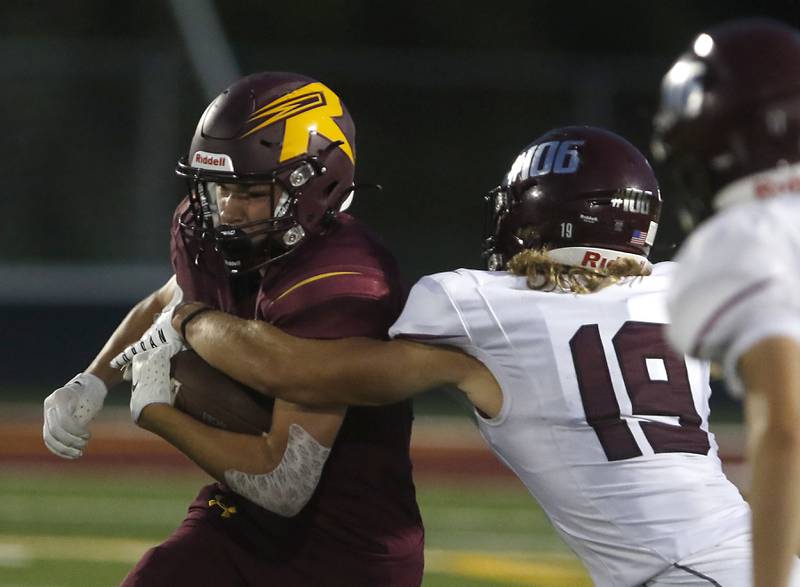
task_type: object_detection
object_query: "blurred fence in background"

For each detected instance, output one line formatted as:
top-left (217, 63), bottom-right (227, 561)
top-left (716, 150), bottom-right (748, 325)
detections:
top-left (3, 0), bottom-right (780, 401)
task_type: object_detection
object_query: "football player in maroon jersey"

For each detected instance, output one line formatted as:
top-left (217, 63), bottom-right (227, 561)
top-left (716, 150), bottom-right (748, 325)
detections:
top-left (44, 72), bottom-right (424, 586)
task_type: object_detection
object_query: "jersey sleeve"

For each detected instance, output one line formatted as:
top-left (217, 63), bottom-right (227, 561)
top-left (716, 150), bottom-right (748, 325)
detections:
top-left (388, 274), bottom-right (471, 345)
top-left (667, 203), bottom-right (800, 396)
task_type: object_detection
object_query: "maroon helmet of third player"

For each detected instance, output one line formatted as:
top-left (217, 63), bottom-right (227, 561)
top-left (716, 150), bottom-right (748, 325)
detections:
top-left (652, 18), bottom-right (800, 231)
top-left (483, 126), bottom-right (662, 272)
top-left (176, 72), bottom-right (357, 274)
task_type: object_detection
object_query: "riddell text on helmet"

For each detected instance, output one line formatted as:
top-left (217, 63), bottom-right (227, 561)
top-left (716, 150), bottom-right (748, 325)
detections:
top-left (582, 251), bottom-right (613, 269)
top-left (192, 151), bottom-right (235, 171)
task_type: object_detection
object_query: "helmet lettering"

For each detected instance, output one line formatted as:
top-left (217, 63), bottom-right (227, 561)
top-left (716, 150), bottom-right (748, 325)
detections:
top-left (553, 140), bottom-right (584, 173)
top-left (580, 250), bottom-right (613, 269)
top-left (611, 188), bottom-right (653, 215)
top-left (191, 151), bottom-right (234, 171)
top-left (241, 82), bottom-right (354, 164)
top-left (508, 140), bottom-right (585, 183)
top-left (581, 251), bottom-right (601, 268)
top-left (530, 141), bottom-right (559, 177)
top-left (754, 175), bottom-right (800, 199)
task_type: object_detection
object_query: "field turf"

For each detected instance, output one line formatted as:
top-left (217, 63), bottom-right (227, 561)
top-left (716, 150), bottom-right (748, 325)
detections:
top-left (0, 467), bottom-right (589, 587)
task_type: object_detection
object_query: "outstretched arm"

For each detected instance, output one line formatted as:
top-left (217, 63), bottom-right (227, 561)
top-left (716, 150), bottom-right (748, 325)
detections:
top-left (741, 336), bottom-right (800, 587)
top-left (173, 303), bottom-right (501, 417)
top-left (43, 276), bottom-right (181, 459)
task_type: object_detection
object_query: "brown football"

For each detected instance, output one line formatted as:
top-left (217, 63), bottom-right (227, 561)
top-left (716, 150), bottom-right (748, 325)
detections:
top-left (171, 350), bottom-right (273, 434)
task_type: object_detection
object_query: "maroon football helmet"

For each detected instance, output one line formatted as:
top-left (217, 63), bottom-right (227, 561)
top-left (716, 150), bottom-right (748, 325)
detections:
top-left (652, 18), bottom-right (800, 230)
top-left (484, 126), bottom-right (662, 271)
top-left (176, 72), bottom-right (356, 274)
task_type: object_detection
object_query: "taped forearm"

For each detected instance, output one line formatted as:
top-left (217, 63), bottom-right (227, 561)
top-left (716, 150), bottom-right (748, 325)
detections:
top-left (224, 424), bottom-right (331, 517)
top-left (89, 277), bottom-right (178, 388)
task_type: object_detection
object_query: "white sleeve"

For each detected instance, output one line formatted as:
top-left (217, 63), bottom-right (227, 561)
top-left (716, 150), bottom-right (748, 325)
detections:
top-left (667, 203), bottom-right (800, 396)
top-left (224, 424), bottom-right (330, 517)
top-left (388, 274), bottom-right (471, 345)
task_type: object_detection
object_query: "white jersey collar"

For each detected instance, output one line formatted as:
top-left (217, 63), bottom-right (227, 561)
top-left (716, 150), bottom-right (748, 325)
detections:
top-left (715, 160), bottom-right (800, 210)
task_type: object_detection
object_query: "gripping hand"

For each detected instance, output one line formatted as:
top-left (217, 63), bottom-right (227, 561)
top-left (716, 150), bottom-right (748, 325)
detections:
top-left (111, 287), bottom-right (185, 370)
top-left (43, 373), bottom-right (107, 459)
top-left (130, 348), bottom-right (178, 423)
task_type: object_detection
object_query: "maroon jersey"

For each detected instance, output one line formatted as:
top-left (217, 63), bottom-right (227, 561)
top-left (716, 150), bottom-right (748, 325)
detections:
top-left (137, 201), bottom-right (424, 585)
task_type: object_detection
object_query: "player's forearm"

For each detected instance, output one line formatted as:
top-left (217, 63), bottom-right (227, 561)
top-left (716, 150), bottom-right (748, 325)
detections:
top-left (741, 337), bottom-right (800, 587)
top-left (175, 307), bottom-right (294, 395)
top-left (87, 292), bottom-right (167, 388)
top-left (177, 303), bottom-right (456, 405)
top-left (137, 404), bottom-right (276, 481)
top-left (750, 424), bottom-right (800, 587)
top-left (89, 277), bottom-right (177, 389)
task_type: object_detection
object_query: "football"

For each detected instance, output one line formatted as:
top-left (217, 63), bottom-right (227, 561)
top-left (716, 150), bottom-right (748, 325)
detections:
top-left (171, 350), bottom-right (273, 435)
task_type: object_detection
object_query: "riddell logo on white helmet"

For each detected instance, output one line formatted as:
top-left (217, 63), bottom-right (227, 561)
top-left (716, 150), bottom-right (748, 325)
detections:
top-left (715, 161), bottom-right (800, 210)
top-left (191, 151), bottom-right (235, 172)
top-left (754, 175), bottom-right (800, 199)
top-left (580, 250), bottom-right (615, 269)
top-left (546, 247), bottom-right (652, 272)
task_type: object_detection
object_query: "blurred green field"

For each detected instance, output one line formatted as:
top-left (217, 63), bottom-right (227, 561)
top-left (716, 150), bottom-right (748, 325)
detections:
top-left (0, 467), bottom-right (589, 587)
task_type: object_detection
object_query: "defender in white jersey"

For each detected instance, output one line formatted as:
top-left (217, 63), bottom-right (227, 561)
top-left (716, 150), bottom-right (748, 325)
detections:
top-left (653, 19), bottom-right (800, 587)
top-left (144, 127), bottom-right (758, 585)
top-left (390, 264), bottom-right (750, 586)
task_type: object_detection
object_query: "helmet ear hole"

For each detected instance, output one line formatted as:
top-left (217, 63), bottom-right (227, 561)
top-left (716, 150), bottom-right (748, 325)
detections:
top-left (515, 226), bottom-right (539, 246)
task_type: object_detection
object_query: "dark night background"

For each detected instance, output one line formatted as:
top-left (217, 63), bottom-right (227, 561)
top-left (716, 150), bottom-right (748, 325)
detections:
top-left (1, 0), bottom-right (796, 397)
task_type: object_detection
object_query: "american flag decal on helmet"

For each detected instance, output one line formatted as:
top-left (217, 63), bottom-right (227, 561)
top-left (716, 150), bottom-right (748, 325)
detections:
top-left (629, 230), bottom-right (647, 246)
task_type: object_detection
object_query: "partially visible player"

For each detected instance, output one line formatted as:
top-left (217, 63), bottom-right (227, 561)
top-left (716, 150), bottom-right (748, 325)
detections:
top-left (119, 126), bottom-right (767, 586)
top-left (45, 72), bottom-right (423, 586)
top-left (652, 18), bottom-right (800, 587)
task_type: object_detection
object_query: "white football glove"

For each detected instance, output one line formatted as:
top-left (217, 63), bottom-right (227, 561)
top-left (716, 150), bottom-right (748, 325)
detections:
top-left (130, 347), bottom-right (179, 423)
top-left (111, 287), bottom-right (185, 370)
top-left (43, 373), bottom-right (107, 459)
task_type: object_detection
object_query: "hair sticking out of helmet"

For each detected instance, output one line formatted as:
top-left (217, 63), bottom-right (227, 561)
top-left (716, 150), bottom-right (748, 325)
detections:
top-left (483, 126), bottom-right (662, 273)
top-left (175, 72), bottom-right (357, 275)
top-left (652, 18), bottom-right (800, 231)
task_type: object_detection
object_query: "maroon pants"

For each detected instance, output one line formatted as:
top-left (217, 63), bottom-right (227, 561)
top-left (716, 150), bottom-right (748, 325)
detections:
top-left (122, 498), bottom-right (424, 587)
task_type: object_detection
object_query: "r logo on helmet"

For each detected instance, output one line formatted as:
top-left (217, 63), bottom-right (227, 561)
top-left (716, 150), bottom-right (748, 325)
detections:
top-left (241, 82), bottom-right (355, 165)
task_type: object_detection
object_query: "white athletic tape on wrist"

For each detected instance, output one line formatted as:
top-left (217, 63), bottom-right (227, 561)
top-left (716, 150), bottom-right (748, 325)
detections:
top-left (224, 424), bottom-right (331, 517)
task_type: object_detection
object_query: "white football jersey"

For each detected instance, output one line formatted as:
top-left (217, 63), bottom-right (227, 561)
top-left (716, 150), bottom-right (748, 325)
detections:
top-left (667, 194), bottom-right (800, 397)
top-left (389, 263), bottom-right (750, 587)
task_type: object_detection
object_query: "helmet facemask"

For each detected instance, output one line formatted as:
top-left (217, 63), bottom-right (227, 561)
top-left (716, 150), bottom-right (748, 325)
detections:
top-left (177, 155), bottom-right (334, 275)
top-left (482, 186), bottom-right (512, 271)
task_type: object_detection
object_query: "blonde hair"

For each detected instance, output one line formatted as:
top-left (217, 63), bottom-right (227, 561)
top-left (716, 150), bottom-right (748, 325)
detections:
top-left (507, 248), bottom-right (650, 294)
